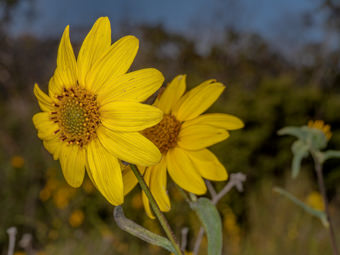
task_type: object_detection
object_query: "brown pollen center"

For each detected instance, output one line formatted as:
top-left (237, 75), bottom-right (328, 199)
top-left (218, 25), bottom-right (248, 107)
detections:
top-left (50, 86), bottom-right (101, 147)
top-left (142, 114), bottom-right (182, 154)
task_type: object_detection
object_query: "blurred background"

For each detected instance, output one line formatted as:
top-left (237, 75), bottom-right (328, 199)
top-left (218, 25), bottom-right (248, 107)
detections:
top-left (1, 0), bottom-right (340, 254)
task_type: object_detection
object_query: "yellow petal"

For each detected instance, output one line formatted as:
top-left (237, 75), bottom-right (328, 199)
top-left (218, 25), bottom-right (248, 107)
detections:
top-left (166, 147), bottom-right (206, 194)
top-left (187, 149), bottom-right (228, 181)
top-left (100, 101), bottom-right (163, 131)
top-left (178, 125), bottom-right (229, 150)
top-left (32, 112), bottom-right (58, 140)
top-left (174, 80), bottom-right (225, 121)
top-left (154, 74), bottom-right (186, 114)
top-left (59, 144), bottom-right (85, 187)
top-left (48, 74), bottom-right (63, 99)
top-left (122, 164), bottom-right (146, 195)
top-left (97, 126), bottom-right (161, 166)
top-left (86, 35), bottom-right (139, 93)
top-left (87, 139), bottom-right (124, 205)
top-left (55, 25), bottom-right (77, 89)
top-left (150, 157), bottom-right (170, 212)
top-left (33, 83), bottom-right (54, 112)
top-left (77, 17), bottom-right (111, 87)
top-left (43, 136), bottom-right (63, 160)
top-left (142, 167), bottom-right (155, 219)
top-left (98, 68), bottom-right (164, 105)
top-left (122, 165), bottom-right (138, 196)
top-left (182, 113), bottom-right (244, 130)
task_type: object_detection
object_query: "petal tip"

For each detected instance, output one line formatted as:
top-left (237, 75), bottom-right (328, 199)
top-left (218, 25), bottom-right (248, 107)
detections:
top-left (64, 25), bottom-right (70, 35)
top-left (97, 16), bottom-right (110, 28)
top-left (125, 35), bottom-right (139, 47)
top-left (33, 83), bottom-right (40, 96)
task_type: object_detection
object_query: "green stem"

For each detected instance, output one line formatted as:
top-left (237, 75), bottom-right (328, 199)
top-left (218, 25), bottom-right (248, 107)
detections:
top-left (312, 152), bottom-right (339, 255)
top-left (129, 164), bottom-right (183, 255)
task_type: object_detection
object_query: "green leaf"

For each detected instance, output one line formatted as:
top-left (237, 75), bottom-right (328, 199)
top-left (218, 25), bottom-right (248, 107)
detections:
top-left (291, 140), bottom-right (309, 178)
top-left (190, 198), bottom-right (222, 255)
top-left (320, 150), bottom-right (340, 163)
top-left (278, 126), bottom-right (307, 140)
top-left (113, 206), bottom-right (176, 253)
top-left (273, 187), bottom-right (328, 227)
top-left (304, 127), bottom-right (328, 150)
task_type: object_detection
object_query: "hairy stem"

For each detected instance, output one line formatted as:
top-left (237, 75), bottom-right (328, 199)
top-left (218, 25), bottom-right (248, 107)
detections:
top-left (130, 164), bottom-right (183, 255)
top-left (7, 227), bottom-right (17, 255)
top-left (181, 227), bottom-right (189, 251)
top-left (312, 154), bottom-right (339, 255)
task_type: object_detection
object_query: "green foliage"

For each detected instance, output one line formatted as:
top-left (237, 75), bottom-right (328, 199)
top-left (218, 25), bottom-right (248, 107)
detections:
top-left (113, 206), bottom-right (176, 253)
top-left (273, 187), bottom-right (328, 227)
top-left (190, 198), bottom-right (223, 255)
top-left (291, 140), bottom-right (309, 178)
top-left (278, 125), bottom-right (329, 178)
top-left (321, 150), bottom-right (340, 163)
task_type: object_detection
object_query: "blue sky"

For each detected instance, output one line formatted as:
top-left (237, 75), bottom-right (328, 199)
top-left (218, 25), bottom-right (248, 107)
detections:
top-left (9, 0), bottom-right (329, 54)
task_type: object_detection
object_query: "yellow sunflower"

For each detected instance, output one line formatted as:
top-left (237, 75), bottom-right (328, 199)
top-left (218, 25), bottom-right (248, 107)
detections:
top-left (125, 75), bottom-right (244, 218)
top-left (32, 17), bottom-right (164, 206)
top-left (308, 120), bottom-right (332, 141)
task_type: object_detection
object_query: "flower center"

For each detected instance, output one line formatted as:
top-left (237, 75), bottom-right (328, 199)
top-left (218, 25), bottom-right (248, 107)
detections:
top-left (51, 86), bottom-right (101, 147)
top-left (142, 114), bottom-right (182, 154)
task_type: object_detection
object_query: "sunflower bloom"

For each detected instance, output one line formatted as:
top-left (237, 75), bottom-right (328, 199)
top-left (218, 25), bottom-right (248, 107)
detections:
top-left (33, 17), bottom-right (164, 205)
top-left (308, 120), bottom-right (332, 141)
top-left (125, 75), bottom-right (244, 218)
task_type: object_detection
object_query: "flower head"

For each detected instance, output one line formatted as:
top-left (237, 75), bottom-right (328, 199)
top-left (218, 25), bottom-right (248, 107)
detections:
top-left (308, 120), bottom-right (332, 141)
top-left (126, 75), bottom-right (244, 218)
top-left (69, 209), bottom-right (85, 227)
top-left (306, 191), bottom-right (324, 211)
top-left (11, 155), bottom-right (25, 168)
top-left (33, 17), bottom-right (164, 205)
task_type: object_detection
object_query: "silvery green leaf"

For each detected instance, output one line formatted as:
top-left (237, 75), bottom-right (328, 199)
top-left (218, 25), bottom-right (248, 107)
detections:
top-left (291, 140), bottom-right (309, 178)
top-left (273, 187), bottom-right (328, 227)
top-left (113, 206), bottom-right (176, 253)
top-left (278, 126), bottom-right (307, 140)
top-left (304, 126), bottom-right (328, 150)
top-left (319, 150), bottom-right (340, 163)
top-left (190, 198), bottom-right (222, 255)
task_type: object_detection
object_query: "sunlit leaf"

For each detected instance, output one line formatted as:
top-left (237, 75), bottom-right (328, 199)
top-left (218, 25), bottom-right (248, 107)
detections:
top-left (190, 198), bottom-right (222, 255)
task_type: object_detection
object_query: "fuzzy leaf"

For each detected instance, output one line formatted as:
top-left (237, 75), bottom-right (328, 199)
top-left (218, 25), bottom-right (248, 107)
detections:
top-left (113, 206), bottom-right (176, 253)
top-left (320, 150), bottom-right (340, 163)
top-left (274, 187), bottom-right (328, 227)
top-left (278, 126), bottom-right (307, 140)
top-left (304, 127), bottom-right (328, 150)
top-left (190, 198), bottom-right (222, 255)
top-left (291, 140), bottom-right (309, 178)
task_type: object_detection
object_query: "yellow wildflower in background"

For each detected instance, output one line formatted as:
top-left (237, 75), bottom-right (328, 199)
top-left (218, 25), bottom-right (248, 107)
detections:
top-left (126, 75), bottom-right (244, 218)
top-left (308, 120), bottom-right (332, 140)
top-left (53, 186), bottom-right (76, 209)
top-left (11, 155), bottom-right (25, 168)
top-left (82, 178), bottom-right (95, 194)
top-left (306, 191), bottom-right (324, 211)
top-left (69, 209), bottom-right (85, 227)
top-left (32, 17), bottom-right (164, 205)
top-left (223, 207), bottom-right (241, 253)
